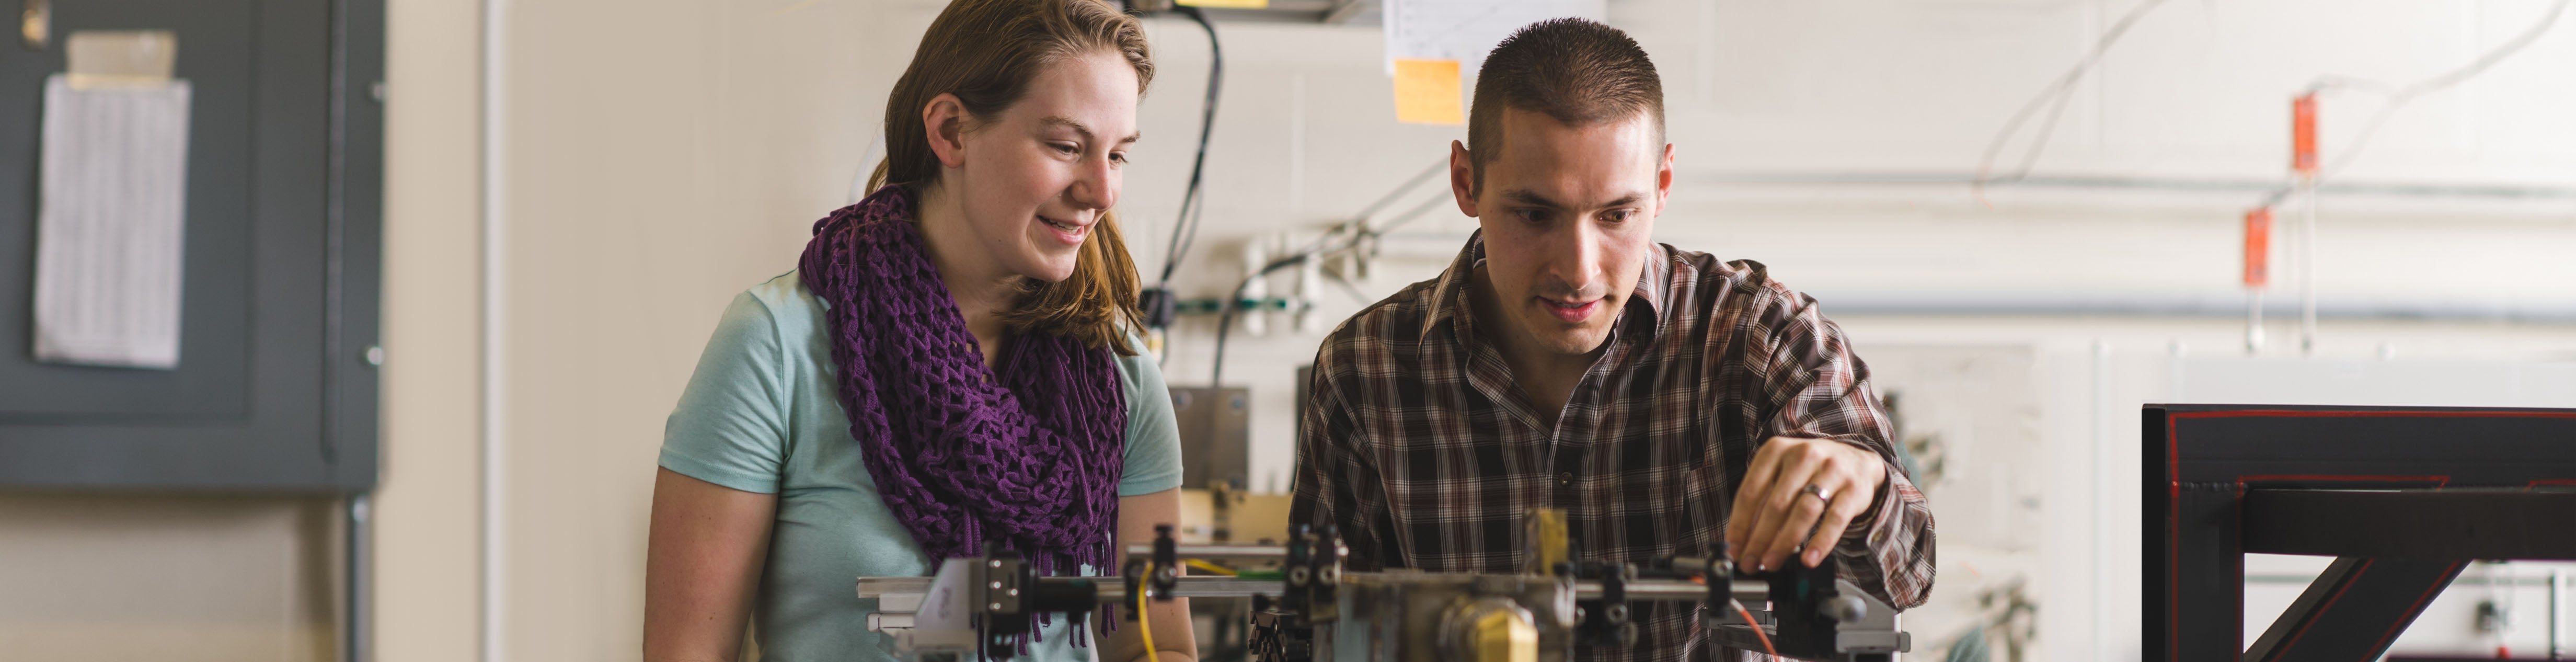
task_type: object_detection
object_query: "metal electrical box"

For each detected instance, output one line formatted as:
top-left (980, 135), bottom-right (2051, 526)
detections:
top-left (1169, 386), bottom-right (1248, 490)
top-left (0, 0), bottom-right (384, 492)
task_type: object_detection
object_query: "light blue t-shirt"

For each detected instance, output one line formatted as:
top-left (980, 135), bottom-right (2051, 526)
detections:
top-left (660, 271), bottom-right (1183, 662)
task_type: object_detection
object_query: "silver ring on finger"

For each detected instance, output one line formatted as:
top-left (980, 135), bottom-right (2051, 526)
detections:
top-left (1801, 483), bottom-right (1832, 504)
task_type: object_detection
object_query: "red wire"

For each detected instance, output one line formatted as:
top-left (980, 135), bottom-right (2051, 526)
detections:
top-left (1694, 566), bottom-right (1778, 657)
top-left (1730, 601), bottom-right (1779, 658)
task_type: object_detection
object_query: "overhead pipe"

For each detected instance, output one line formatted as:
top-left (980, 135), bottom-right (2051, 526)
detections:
top-left (1689, 170), bottom-right (2576, 201)
top-left (1811, 292), bottom-right (2576, 324)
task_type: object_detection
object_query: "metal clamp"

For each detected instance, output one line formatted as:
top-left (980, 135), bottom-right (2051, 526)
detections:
top-left (1151, 524), bottom-right (1180, 601)
top-left (979, 544), bottom-right (1028, 660)
top-left (1703, 551), bottom-right (1734, 626)
top-left (1577, 561), bottom-right (1640, 647)
top-left (1120, 524), bottom-right (1183, 622)
top-left (1281, 523), bottom-right (1343, 627)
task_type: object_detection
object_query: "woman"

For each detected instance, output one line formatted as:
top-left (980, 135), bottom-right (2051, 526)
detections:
top-left (643, 2), bottom-right (1194, 661)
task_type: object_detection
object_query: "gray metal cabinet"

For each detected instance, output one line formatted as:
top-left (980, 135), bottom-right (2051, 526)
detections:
top-left (0, 0), bottom-right (383, 492)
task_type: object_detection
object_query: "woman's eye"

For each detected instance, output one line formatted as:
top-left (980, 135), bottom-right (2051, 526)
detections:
top-left (1109, 152), bottom-right (1128, 165)
top-left (1051, 142), bottom-right (1079, 155)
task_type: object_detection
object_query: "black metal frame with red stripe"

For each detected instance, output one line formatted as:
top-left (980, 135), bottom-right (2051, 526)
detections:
top-left (2145, 404), bottom-right (2576, 662)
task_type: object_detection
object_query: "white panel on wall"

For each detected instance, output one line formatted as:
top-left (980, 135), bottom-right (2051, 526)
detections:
top-left (2175, 357), bottom-right (2576, 407)
top-left (1861, 344), bottom-right (2048, 659)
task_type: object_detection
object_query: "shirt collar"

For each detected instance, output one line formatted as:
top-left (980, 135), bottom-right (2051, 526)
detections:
top-left (1419, 231), bottom-right (1671, 344)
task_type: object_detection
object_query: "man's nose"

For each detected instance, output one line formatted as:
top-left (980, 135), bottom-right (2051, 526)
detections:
top-left (1543, 221), bottom-right (1605, 295)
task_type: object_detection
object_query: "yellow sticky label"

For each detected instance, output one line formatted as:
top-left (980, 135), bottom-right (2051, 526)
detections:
top-left (1176, 0), bottom-right (1268, 8)
top-left (1392, 59), bottom-right (1464, 125)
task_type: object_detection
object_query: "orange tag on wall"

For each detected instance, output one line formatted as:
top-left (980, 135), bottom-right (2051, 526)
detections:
top-left (2244, 207), bottom-right (2272, 288)
top-left (1392, 59), bottom-right (1465, 125)
top-left (2291, 93), bottom-right (2318, 176)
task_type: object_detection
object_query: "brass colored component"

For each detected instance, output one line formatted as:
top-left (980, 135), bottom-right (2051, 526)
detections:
top-left (1522, 508), bottom-right (1568, 576)
top-left (1229, 492), bottom-right (1294, 541)
top-left (1473, 603), bottom-right (1538, 662)
top-left (1175, 484), bottom-right (1292, 547)
top-left (1440, 597), bottom-right (1537, 662)
top-left (1176, 487), bottom-right (1217, 542)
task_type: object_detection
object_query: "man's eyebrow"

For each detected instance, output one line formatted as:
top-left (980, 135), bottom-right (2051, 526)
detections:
top-left (1503, 188), bottom-right (1644, 210)
top-left (1041, 116), bottom-right (1141, 144)
top-left (1502, 188), bottom-right (1562, 209)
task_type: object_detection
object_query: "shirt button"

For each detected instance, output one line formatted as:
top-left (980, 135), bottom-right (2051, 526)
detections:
top-left (1557, 472), bottom-right (1574, 486)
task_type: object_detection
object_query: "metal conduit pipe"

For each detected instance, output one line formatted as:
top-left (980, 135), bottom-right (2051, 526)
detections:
top-left (1810, 292), bottom-right (2576, 324)
top-left (344, 494), bottom-right (371, 662)
top-left (2552, 567), bottom-right (2565, 660)
top-left (1373, 231), bottom-right (2576, 324)
top-left (1125, 544), bottom-right (1291, 565)
top-left (1690, 171), bottom-right (2576, 201)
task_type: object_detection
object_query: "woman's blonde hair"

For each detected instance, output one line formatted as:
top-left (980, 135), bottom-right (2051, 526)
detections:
top-left (871, 0), bottom-right (1152, 355)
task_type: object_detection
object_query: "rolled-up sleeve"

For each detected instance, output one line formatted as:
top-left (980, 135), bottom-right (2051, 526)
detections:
top-left (1755, 293), bottom-right (1936, 611)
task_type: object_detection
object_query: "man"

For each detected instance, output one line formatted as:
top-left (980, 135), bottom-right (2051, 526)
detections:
top-left (1289, 18), bottom-right (1935, 662)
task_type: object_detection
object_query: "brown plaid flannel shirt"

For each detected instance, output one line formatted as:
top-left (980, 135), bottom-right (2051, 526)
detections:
top-left (1289, 234), bottom-right (1935, 662)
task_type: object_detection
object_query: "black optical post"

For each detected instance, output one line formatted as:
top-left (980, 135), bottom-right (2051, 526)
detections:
top-left (2147, 404), bottom-right (2576, 662)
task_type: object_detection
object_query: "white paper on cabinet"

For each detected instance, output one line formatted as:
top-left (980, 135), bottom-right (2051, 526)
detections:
top-left (32, 73), bottom-right (193, 369)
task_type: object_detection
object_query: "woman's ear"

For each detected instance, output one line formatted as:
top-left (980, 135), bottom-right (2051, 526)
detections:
top-left (922, 93), bottom-right (971, 169)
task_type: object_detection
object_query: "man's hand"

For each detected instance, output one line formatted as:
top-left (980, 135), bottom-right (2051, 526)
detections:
top-left (1724, 436), bottom-right (1888, 573)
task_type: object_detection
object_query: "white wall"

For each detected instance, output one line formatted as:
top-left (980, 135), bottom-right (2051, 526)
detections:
top-left (0, 495), bottom-right (341, 661)
top-left (485, 1), bottom-right (927, 658)
top-left (373, 0), bottom-right (486, 659)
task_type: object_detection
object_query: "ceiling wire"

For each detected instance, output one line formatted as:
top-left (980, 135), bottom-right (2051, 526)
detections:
top-left (2257, 0), bottom-right (2572, 208)
top-left (1154, 6), bottom-right (1227, 289)
top-left (1971, 0), bottom-right (2178, 205)
top-left (1971, 0), bottom-right (2573, 208)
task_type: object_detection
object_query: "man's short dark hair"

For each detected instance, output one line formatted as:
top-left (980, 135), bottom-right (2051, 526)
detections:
top-left (1466, 17), bottom-right (1665, 194)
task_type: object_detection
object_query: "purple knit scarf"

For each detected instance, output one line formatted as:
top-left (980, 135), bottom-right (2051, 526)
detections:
top-left (799, 185), bottom-right (1127, 585)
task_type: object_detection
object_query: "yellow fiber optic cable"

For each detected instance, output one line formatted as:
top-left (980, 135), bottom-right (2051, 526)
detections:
top-left (1135, 561), bottom-right (1160, 662)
